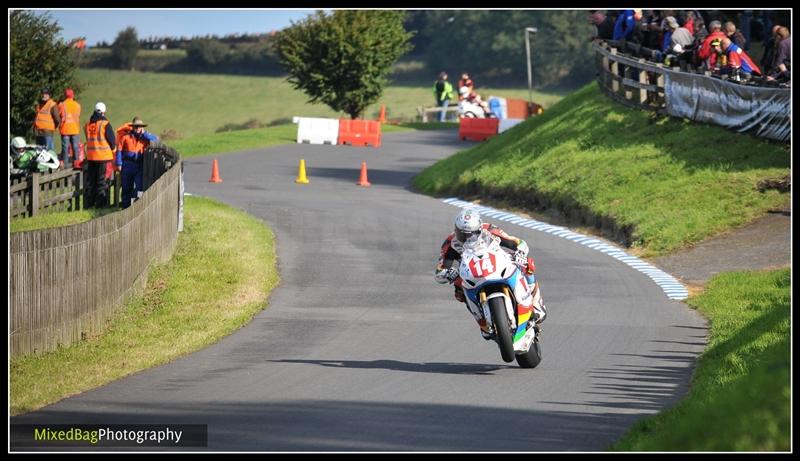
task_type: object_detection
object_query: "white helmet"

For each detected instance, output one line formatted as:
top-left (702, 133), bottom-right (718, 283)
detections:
top-left (459, 86), bottom-right (469, 95)
top-left (11, 136), bottom-right (27, 152)
top-left (95, 102), bottom-right (106, 113)
top-left (454, 208), bottom-right (483, 242)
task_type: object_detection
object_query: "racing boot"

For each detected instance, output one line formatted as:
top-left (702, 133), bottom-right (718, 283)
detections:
top-left (477, 318), bottom-right (492, 340)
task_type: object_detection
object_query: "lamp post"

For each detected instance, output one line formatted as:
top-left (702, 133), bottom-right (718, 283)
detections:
top-left (525, 27), bottom-right (538, 105)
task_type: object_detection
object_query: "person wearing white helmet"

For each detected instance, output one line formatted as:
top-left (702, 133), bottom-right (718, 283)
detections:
top-left (435, 208), bottom-right (548, 339)
top-left (83, 101), bottom-right (116, 208)
top-left (9, 136), bottom-right (59, 177)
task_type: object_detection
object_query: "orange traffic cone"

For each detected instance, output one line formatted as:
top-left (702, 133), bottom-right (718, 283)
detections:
top-left (356, 161), bottom-right (371, 187)
top-left (378, 105), bottom-right (386, 123)
top-left (295, 159), bottom-right (309, 184)
top-left (209, 159), bottom-right (222, 183)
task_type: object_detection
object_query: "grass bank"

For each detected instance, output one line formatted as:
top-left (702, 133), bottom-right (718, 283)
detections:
top-left (413, 82), bottom-right (789, 257)
top-left (10, 195), bottom-right (279, 415)
top-left (611, 268), bottom-right (791, 451)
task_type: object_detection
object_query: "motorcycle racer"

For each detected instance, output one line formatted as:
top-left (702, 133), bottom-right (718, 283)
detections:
top-left (435, 209), bottom-right (548, 337)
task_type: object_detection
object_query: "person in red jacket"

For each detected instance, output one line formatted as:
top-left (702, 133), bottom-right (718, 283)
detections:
top-left (696, 20), bottom-right (727, 69)
top-left (457, 72), bottom-right (474, 101)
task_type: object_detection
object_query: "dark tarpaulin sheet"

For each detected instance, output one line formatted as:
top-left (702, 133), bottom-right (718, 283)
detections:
top-left (664, 71), bottom-right (791, 142)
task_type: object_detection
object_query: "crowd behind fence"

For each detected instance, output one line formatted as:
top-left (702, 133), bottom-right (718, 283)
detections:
top-left (593, 40), bottom-right (790, 142)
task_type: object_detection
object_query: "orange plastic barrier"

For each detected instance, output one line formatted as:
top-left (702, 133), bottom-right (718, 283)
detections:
top-left (506, 98), bottom-right (531, 119)
top-left (459, 118), bottom-right (499, 142)
top-left (338, 119), bottom-right (382, 148)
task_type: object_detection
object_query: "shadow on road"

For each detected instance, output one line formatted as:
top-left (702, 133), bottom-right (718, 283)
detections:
top-left (271, 358), bottom-right (510, 375)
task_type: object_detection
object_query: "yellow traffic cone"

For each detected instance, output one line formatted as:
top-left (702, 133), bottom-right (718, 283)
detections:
top-left (295, 159), bottom-right (309, 184)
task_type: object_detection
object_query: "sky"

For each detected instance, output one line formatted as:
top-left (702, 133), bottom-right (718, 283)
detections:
top-left (38, 9), bottom-right (320, 46)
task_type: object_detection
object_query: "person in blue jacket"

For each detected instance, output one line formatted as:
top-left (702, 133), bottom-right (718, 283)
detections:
top-left (613, 9), bottom-right (642, 41)
top-left (115, 117), bottom-right (158, 209)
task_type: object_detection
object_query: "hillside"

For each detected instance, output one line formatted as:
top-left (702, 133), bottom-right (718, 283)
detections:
top-left (413, 82), bottom-right (790, 257)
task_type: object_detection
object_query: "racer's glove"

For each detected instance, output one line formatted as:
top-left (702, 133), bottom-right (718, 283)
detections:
top-left (514, 249), bottom-right (528, 267)
top-left (445, 267), bottom-right (459, 283)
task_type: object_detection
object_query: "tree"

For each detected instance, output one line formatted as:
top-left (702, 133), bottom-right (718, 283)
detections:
top-left (9, 10), bottom-right (79, 138)
top-left (112, 26), bottom-right (139, 70)
top-left (274, 10), bottom-right (413, 119)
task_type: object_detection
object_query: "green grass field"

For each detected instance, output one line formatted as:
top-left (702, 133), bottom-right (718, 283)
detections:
top-left (10, 195), bottom-right (279, 415)
top-left (71, 68), bottom-right (560, 141)
top-left (611, 268), bottom-right (790, 451)
top-left (413, 82), bottom-right (790, 257)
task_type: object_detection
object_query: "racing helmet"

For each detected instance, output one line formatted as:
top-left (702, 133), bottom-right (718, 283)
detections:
top-left (11, 136), bottom-right (27, 154)
top-left (454, 209), bottom-right (483, 243)
top-left (459, 86), bottom-right (469, 95)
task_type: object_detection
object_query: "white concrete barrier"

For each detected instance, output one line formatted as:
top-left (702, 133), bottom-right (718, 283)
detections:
top-left (498, 118), bottom-right (525, 133)
top-left (293, 116), bottom-right (339, 145)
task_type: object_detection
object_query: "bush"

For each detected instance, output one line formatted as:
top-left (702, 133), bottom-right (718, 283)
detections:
top-left (186, 39), bottom-right (228, 66)
top-left (112, 27), bottom-right (139, 70)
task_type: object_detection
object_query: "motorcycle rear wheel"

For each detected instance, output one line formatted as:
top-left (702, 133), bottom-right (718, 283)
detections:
top-left (516, 337), bottom-right (542, 369)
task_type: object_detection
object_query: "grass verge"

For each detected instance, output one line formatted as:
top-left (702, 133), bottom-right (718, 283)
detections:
top-left (611, 268), bottom-right (790, 451)
top-left (413, 82), bottom-right (789, 257)
top-left (10, 195), bottom-right (279, 415)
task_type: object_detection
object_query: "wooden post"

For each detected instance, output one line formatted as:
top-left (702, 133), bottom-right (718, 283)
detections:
top-left (638, 59), bottom-right (648, 104)
top-left (610, 48), bottom-right (619, 93)
top-left (656, 63), bottom-right (666, 107)
top-left (624, 65), bottom-right (633, 100)
top-left (29, 173), bottom-right (39, 217)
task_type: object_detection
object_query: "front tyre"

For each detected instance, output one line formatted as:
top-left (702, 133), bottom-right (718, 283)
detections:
top-left (516, 337), bottom-right (542, 369)
top-left (489, 297), bottom-right (515, 363)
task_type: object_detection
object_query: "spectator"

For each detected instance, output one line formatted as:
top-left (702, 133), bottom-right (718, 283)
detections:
top-left (458, 86), bottom-right (491, 117)
top-left (83, 102), bottom-right (116, 209)
top-left (58, 88), bottom-right (81, 169)
top-left (613, 9), bottom-right (641, 41)
top-left (713, 37), bottom-right (762, 78)
top-left (739, 10), bottom-right (753, 50)
top-left (432, 71), bottom-right (455, 122)
top-left (760, 24), bottom-right (781, 73)
top-left (723, 21), bottom-right (747, 49)
top-left (116, 117), bottom-right (158, 209)
top-left (681, 11), bottom-right (696, 38)
top-left (588, 10), bottom-right (615, 41)
top-left (696, 20), bottom-right (728, 70)
top-left (33, 88), bottom-right (61, 153)
top-left (666, 16), bottom-right (694, 54)
top-left (641, 10), bottom-right (663, 50)
top-left (766, 26), bottom-right (790, 83)
top-left (457, 72), bottom-right (474, 100)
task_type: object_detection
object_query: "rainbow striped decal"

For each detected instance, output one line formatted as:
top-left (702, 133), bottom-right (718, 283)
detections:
top-left (515, 305), bottom-right (533, 342)
top-left (443, 198), bottom-right (689, 300)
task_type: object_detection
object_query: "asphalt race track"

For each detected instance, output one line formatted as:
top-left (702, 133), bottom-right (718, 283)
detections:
top-left (11, 130), bottom-right (708, 452)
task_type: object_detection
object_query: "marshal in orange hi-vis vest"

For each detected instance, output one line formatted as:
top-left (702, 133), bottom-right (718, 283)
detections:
top-left (84, 119), bottom-right (114, 161)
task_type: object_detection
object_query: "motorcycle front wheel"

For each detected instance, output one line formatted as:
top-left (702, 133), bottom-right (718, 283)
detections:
top-left (489, 297), bottom-right (515, 363)
top-left (516, 336), bottom-right (542, 369)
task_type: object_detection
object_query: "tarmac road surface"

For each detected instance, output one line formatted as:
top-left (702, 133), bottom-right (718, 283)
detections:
top-left (11, 130), bottom-right (707, 452)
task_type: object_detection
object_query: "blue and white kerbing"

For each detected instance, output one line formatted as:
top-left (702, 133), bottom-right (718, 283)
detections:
top-left (442, 198), bottom-right (689, 301)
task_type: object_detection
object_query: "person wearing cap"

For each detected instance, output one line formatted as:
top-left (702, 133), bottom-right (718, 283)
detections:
top-left (116, 117), bottom-right (158, 209)
top-left (58, 88), bottom-right (82, 169)
top-left (663, 16), bottom-right (694, 58)
top-left (33, 88), bottom-right (61, 153)
top-left (84, 102), bottom-right (116, 209)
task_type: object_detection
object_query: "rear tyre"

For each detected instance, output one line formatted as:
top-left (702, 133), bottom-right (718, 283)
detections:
top-left (489, 297), bottom-right (515, 363)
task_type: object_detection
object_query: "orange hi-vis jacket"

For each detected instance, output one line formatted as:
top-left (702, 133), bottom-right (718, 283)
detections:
top-left (34, 99), bottom-right (57, 131)
top-left (85, 119), bottom-right (114, 161)
top-left (59, 98), bottom-right (82, 135)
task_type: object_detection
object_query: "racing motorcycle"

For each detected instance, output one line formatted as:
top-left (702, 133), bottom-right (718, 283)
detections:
top-left (458, 231), bottom-right (542, 368)
top-left (9, 146), bottom-right (60, 179)
top-left (458, 99), bottom-right (495, 119)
